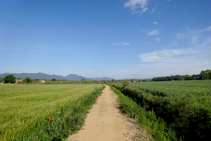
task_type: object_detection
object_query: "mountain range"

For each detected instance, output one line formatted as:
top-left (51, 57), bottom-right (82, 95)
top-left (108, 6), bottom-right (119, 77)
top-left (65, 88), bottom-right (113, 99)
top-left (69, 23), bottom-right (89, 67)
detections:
top-left (0, 73), bottom-right (112, 81)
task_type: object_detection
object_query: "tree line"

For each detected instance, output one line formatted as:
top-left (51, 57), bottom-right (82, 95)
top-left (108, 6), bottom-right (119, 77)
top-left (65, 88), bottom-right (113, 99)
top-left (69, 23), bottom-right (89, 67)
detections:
top-left (152, 69), bottom-right (211, 81)
top-left (0, 75), bottom-right (102, 84)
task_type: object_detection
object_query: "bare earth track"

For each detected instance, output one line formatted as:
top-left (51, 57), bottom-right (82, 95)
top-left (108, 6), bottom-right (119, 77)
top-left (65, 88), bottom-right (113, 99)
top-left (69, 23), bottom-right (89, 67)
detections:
top-left (67, 85), bottom-right (152, 141)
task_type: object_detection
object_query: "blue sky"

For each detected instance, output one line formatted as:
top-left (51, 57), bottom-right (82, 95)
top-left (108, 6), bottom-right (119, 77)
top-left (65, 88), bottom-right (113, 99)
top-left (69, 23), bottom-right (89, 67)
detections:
top-left (0, 0), bottom-right (211, 79)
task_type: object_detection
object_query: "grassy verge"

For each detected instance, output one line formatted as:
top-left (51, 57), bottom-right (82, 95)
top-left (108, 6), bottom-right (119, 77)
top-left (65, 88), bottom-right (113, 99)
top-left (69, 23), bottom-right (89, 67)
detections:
top-left (110, 86), bottom-right (178, 141)
top-left (0, 84), bottom-right (104, 140)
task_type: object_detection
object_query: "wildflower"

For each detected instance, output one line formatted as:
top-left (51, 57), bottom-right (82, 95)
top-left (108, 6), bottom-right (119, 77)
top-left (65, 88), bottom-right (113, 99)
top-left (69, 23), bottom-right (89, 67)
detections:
top-left (52, 118), bottom-right (54, 120)
top-left (48, 117), bottom-right (50, 120)
top-left (51, 114), bottom-right (53, 117)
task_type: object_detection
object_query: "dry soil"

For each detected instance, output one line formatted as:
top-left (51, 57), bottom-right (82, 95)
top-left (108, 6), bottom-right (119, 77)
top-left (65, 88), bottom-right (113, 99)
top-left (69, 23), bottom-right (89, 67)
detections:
top-left (67, 85), bottom-right (152, 141)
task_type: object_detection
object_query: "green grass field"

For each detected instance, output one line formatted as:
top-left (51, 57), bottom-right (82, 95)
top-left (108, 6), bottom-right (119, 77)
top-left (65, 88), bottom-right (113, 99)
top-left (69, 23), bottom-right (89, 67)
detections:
top-left (129, 80), bottom-right (211, 97)
top-left (109, 80), bottom-right (211, 140)
top-left (110, 80), bottom-right (211, 98)
top-left (0, 84), bottom-right (102, 140)
top-left (130, 80), bottom-right (211, 107)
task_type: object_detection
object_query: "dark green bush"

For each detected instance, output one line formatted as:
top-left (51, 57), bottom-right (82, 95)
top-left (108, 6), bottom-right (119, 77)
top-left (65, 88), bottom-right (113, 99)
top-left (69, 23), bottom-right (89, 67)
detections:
top-left (4, 75), bottom-right (16, 83)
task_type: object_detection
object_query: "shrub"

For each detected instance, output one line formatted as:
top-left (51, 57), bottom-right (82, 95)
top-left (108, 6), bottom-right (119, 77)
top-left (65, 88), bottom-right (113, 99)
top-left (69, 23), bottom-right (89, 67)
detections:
top-left (122, 79), bottom-right (129, 87)
top-left (4, 75), bottom-right (16, 83)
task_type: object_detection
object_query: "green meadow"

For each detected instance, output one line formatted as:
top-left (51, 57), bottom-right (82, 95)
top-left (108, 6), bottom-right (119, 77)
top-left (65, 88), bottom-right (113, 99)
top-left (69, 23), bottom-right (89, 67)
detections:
top-left (109, 80), bottom-right (211, 140)
top-left (129, 80), bottom-right (211, 97)
top-left (110, 80), bottom-right (211, 98)
top-left (0, 84), bottom-right (103, 140)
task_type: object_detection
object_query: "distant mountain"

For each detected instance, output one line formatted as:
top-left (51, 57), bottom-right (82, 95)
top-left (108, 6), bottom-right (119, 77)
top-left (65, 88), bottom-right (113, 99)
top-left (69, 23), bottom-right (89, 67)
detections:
top-left (0, 73), bottom-right (112, 81)
top-left (0, 73), bottom-right (65, 80)
top-left (64, 74), bottom-right (88, 81)
top-left (89, 77), bottom-right (113, 81)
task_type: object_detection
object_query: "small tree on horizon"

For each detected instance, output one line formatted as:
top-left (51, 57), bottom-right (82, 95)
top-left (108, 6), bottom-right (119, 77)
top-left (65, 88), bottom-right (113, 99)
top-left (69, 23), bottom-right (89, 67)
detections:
top-left (24, 77), bottom-right (32, 83)
top-left (122, 79), bottom-right (129, 87)
top-left (4, 75), bottom-right (16, 83)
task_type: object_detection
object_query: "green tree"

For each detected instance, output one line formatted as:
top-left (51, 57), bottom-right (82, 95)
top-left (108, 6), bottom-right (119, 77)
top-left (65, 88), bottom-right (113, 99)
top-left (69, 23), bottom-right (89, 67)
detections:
top-left (209, 71), bottom-right (211, 79)
top-left (24, 77), bottom-right (32, 83)
top-left (4, 75), bottom-right (16, 83)
top-left (130, 79), bottom-right (135, 82)
top-left (112, 79), bottom-right (114, 82)
top-left (201, 70), bottom-right (211, 79)
top-left (52, 78), bottom-right (56, 81)
top-left (122, 79), bottom-right (129, 87)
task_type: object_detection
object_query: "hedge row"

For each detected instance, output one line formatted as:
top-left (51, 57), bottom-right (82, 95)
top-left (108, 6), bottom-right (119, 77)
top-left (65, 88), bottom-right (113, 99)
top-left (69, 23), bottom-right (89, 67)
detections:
top-left (110, 86), bottom-right (179, 141)
top-left (109, 84), bottom-right (211, 141)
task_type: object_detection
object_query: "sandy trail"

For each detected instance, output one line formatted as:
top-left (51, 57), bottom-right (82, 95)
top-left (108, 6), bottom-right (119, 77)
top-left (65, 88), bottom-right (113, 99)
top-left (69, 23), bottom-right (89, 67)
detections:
top-left (67, 85), bottom-right (150, 141)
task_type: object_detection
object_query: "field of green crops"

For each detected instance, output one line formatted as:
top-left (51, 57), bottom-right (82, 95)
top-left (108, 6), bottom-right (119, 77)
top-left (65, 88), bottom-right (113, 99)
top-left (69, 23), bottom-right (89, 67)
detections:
top-left (130, 80), bottom-right (211, 97)
top-left (130, 80), bottom-right (211, 108)
top-left (109, 80), bottom-right (211, 140)
top-left (0, 84), bottom-right (103, 140)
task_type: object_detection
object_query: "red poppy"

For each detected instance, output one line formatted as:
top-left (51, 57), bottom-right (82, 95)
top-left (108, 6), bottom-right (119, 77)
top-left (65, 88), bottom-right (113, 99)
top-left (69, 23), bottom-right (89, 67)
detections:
top-left (52, 118), bottom-right (54, 120)
top-left (51, 114), bottom-right (53, 117)
top-left (48, 117), bottom-right (50, 120)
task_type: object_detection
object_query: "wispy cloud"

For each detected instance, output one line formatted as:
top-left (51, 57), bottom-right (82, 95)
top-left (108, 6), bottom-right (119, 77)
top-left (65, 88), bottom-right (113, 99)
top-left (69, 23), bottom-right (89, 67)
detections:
top-left (199, 25), bottom-right (211, 32)
top-left (153, 22), bottom-right (158, 24)
top-left (136, 49), bottom-right (210, 77)
top-left (112, 42), bottom-right (130, 46)
top-left (135, 26), bottom-right (211, 77)
top-left (124, 0), bottom-right (149, 14)
top-left (143, 42), bottom-right (151, 45)
top-left (175, 27), bottom-right (211, 46)
top-left (151, 8), bottom-right (156, 13)
top-left (155, 38), bottom-right (160, 42)
top-left (122, 43), bottom-right (130, 46)
top-left (148, 29), bottom-right (159, 36)
top-left (139, 49), bottom-right (192, 62)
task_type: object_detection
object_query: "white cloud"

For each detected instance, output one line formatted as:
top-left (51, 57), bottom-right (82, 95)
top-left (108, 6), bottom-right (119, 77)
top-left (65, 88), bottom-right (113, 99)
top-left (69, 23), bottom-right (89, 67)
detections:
top-left (151, 8), bottom-right (156, 13)
top-left (135, 46), bottom-right (210, 78)
top-left (199, 26), bottom-right (211, 32)
top-left (122, 43), bottom-right (130, 46)
top-left (176, 27), bottom-right (210, 46)
top-left (155, 38), bottom-right (160, 42)
top-left (124, 0), bottom-right (149, 14)
top-left (139, 49), bottom-right (189, 62)
top-left (112, 42), bottom-right (130, 46)
top-left (148, 29), bottom-right (159, 36)
top-left (135, 27), bottom-right (211, 77)
top-left (143, 42), bottom-right (151, 45)
top-left (109, 26), bottom-right (211, 79)
top-left (153, 22), bottom-right (158, 24)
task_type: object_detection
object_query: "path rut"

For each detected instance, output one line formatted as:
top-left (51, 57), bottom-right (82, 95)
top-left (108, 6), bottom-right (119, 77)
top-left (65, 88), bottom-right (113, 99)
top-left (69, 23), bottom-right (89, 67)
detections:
top-left (67, 85), bottom-right (150, 141)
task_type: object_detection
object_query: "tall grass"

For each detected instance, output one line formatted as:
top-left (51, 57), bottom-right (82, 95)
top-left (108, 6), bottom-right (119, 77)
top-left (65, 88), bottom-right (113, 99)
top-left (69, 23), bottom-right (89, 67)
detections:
top-left (130, 80), bottom-right (211, 98)
top-left (110, 86), bottom-right (178, 141)
top-left (0, 84), bottom-right (104, 140)
top-left (109, 83), bottom-right (211, 141)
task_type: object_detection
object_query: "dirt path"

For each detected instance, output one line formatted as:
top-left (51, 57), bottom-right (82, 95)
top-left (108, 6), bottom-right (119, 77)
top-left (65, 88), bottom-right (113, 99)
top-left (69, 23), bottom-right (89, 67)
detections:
top-left (67, 85), bottom-right (151, 141)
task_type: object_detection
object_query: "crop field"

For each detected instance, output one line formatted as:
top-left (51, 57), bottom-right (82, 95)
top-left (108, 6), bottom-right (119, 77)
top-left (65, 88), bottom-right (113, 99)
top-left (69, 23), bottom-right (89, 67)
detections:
top-left (130, 80), bottom-right (211, 108)
top-left (109, 80), bottom-right (211, 140)
top-left (0, 84), bottom-right (103, 140)
top-left (129, 80), bottom-right (211, 97)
